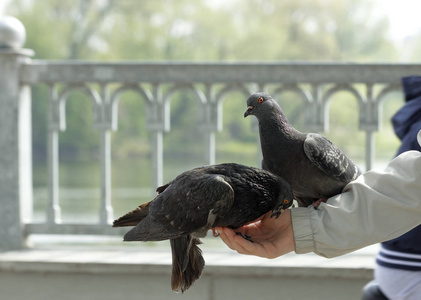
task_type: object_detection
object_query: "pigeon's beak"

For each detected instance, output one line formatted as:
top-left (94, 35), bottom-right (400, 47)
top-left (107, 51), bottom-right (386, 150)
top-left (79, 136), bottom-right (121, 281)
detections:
top-left (244, 106), bottom-right (254, 118)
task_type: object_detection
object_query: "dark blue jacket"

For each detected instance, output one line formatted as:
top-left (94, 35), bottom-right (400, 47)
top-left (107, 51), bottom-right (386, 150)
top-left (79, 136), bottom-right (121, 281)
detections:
top-left (377, 76), bottom-right (421, 271)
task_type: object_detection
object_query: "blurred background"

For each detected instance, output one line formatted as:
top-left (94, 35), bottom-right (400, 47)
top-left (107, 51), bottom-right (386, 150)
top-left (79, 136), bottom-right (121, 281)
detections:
top-left (1, 0), bottom-right (420, 223)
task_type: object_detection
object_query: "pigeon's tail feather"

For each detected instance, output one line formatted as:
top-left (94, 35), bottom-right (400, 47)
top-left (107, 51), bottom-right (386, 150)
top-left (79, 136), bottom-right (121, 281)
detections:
top-left (112, 201), bottom-right (151, 227)
top-left (170, 235), bottom-right (205, 293)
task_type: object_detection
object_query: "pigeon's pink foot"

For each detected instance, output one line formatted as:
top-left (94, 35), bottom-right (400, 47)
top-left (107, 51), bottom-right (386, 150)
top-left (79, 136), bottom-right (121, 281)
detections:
top-left (313, 198), bottom-right (327, 209)
top-left (211, 228), bottom-right (219, 237)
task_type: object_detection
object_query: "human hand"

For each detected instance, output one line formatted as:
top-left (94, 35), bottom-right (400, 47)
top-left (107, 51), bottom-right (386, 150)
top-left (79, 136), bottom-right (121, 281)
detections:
top-left (216, 209), bottom-right (295, 259)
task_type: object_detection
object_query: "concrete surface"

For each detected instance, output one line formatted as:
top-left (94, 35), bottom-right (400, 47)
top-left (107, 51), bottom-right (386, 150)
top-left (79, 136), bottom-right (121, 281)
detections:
top-left (0, 242), bottom-right (378, 300)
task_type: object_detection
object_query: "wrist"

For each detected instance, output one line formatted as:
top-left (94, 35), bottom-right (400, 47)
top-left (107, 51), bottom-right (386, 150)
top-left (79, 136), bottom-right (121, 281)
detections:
top-left (277, 209), bottom-right (295, 255)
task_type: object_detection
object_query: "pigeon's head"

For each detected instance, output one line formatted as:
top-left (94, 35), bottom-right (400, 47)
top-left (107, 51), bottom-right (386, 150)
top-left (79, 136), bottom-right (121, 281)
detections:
top-left (271, 176), bottom-right (294, 218)
top-left (244, 92), bottom-right (279, 118)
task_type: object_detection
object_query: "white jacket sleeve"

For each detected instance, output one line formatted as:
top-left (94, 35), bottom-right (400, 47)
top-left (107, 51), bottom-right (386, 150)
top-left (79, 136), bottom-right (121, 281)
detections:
top-left (291, 150), bottom-right (421, 258)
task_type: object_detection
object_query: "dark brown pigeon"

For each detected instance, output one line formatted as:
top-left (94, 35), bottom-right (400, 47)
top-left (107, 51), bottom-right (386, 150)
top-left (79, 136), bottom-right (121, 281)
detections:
top-left (244, 92), bottom-right (362, 208)
top-left (113, 163), bottom-right (293, 293)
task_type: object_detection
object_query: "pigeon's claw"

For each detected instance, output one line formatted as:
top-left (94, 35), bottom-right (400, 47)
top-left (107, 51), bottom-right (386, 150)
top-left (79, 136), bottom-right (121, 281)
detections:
top-left (313, 198), bottom-right (327, 210)
top-left (235, 232), bottom-right (254, 243)
top-left (211, 228), bottom-right (219, 237)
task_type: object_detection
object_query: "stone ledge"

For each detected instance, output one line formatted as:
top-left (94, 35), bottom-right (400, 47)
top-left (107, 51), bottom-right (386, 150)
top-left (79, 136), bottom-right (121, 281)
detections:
top-left (0, 244), bottom-right (378, 280)
top-left (0, 244), bottom-right (377, 300)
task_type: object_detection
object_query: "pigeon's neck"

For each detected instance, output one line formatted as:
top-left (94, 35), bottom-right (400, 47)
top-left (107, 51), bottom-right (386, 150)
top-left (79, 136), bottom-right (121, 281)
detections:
top-left (259, 110), bottom-right (298, 138)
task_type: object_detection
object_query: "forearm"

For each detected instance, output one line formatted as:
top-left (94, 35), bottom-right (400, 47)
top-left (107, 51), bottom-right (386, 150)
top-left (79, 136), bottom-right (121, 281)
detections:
top-left (291, 150), bottom-right (421, 258)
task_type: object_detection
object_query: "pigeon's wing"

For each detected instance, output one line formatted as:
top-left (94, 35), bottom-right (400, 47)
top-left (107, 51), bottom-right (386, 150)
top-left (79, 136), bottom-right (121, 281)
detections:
top-left (303, 133), bottom-right (361, 182)
top-left (123, 173), bottom-right (235, 241)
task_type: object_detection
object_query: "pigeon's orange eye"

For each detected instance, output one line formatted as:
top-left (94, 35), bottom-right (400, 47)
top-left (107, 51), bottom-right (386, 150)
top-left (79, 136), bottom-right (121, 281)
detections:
top-left (283, 199), bottom-right (290, 204)
top-left (258, 97), bottom-right (264, 103)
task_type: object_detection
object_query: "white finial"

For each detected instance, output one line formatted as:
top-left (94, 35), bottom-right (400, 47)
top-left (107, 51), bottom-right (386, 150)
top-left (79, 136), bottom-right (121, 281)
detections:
top-left (0, 16), bottom-right (26, 49)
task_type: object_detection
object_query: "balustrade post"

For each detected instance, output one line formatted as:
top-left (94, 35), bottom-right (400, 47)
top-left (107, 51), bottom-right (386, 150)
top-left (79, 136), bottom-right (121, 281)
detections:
top-left (97, 85), bottom-right (114, 224)
top-left (202, 85), bottom-right (218, 165)
top-left (151, 130), bottom-right (164, 189)
top-left (204, 131), bottom-right (216, 165)
top-left (365, 130), bottom-right (375, 171)
top-left (46, 84), bottom-right (61, 223)
top-left (99, 129), bottom-right (114, 224)
top-left (0, 16), bottom-right (34, 250)
top-left (362, 84), bottom-right (377, 171)
top-left (148, 84), bottom-right (167, 190)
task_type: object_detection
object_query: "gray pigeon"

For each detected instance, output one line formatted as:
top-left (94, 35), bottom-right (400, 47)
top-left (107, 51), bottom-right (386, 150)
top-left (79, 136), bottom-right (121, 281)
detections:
top-left (244, 92), bottom-right (362, 207)
top-left (113, 163), bottom-right (293, 293)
